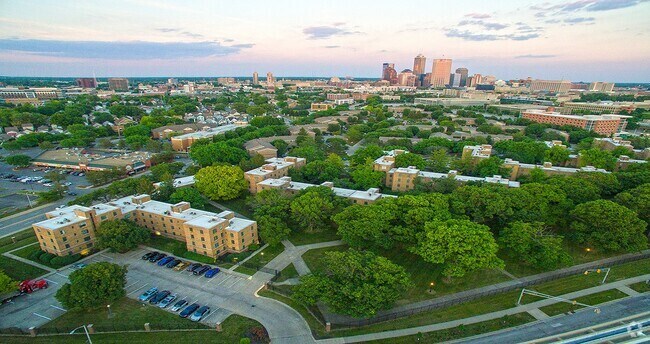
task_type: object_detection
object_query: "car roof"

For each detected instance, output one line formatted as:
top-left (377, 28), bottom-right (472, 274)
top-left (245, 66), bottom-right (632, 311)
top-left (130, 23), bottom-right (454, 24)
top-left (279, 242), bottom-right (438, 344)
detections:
top-left (197, 306), bottom-right (209, 311)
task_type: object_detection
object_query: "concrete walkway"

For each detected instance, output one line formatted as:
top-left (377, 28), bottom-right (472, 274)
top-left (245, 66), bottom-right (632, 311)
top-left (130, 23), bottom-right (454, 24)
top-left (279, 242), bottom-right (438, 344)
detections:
top-left (207, 200), bottom-right (250, 220)
top-left (527, 308), bottom-right (550, 320)
top-left (263, 240), bottom-right (344, 274)
top-left (2, 242), bottom-right (55, 272)
top-left (229, 243), bottom-right (269, 271)
top-left (316, 273), bottom-right (650, 343)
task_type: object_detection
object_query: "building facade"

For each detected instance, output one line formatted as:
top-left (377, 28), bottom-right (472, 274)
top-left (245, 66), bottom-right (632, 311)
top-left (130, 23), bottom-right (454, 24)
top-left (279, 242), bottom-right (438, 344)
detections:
top-left (244, 156), bottom-right (306, 193)
top-left (413, 54), bottom-right (426, 77)
top-left (430, 59), bottom-right (452, 88)
top-left (32, 194), bottom-right (258, 258)
top-left (522, 109), bottom-right (630, 135)
top-left (529, 80), bottom-right (572, 93)
top-left (108, 78), bottom-right (129, 91)
top-left (76, 78), bottom-right (97, 88)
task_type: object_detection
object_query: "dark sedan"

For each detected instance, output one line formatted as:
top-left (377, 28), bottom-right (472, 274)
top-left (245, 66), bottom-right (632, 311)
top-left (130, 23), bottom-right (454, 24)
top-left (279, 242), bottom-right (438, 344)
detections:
top-left (179, 303), bottom-right (200, 318)
top-left (193, 265), bottom-right (211, 276)
top-left (166, 259), bottom-right (182, 269)
top-left (149, 290), bottom-right (170, 305)
top-left (141, 251), bottom-right (158, 260)
top-left (186, 263), bottom-right (202, 272)
top-left (149, 253), bottom-right (167, 262)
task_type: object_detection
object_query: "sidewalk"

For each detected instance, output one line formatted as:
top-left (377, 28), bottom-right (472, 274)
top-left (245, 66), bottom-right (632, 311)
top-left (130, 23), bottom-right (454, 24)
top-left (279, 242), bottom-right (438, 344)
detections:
top-left (316, 274), bottom-right (650, 343)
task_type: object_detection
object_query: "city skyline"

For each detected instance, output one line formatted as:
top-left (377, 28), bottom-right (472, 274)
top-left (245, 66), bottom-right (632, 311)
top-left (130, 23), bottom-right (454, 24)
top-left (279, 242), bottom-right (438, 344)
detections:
top-left (0, 0), bottom-right (649, 81)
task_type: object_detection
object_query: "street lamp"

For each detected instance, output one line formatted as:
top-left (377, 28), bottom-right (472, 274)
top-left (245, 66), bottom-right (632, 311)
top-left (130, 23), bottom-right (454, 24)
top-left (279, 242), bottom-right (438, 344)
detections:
top-left (70, 325), bottom-right (92, 344)
top-left (107, 304), bottom-right (112, 318)
top-left (428, 282), bottom-right (435, 293)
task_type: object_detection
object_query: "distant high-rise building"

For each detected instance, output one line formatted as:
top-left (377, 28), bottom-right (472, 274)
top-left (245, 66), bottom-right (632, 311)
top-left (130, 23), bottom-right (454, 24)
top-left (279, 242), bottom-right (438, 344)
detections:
top-left (108, 78), bottom-right (129, 91)
top-left (413, 54), bottom-right (426, 76)
top-left (167, 78), bottom-right (178, 85)
top-left (455, 68), bottom-right (468, 87)
top-left (430, 59), bottom-right (452, 88)
top-left (398, 69), bottom-right (416, 86)
top-left (253, 72), bottom-right (259, 85)
top-left (266, 72), bottom-right (274, 85)
top-left (450, 73), bottom-right (461, 87)
top-left (76, 78), bottom-right (97, 88)
top-left (382, 63), bottom-right (397, 84)
top-left (382, 63), bottom-right (394, 79)
top-left (529, 80), bottom-right (572, 93)
top-left (588, 81), bottom-right (615, 92)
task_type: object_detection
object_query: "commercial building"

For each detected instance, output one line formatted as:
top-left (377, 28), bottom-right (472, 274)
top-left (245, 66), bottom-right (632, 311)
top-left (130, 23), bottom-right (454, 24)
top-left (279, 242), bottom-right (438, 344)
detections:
top-left (529, 80), bottom-right (572, 93)
top-left (151, 123), bottom-right (218, 139)
top-left (455, 68), bottom-right (469, 87)
top-left (503, 159), bottom-right (609, 180)
top-left (253, 72), bottom-right (259, 85)
top-left (33, 194), bottom-right (258, 258)
top-left (461, 144), bottom-right (492, 161)
top-left (562, 102), bottom-right (635, 114)
top-left (588, 82), bottom-right (615, 92)
top-left (108, 78), bottom-right (129, 91)
top-left (32, 149), bottom-right (151, 172)
top-left (266, 72), bottom-right (274, 85)
top-left (171, 124), bottom-right (244, 151)
top-left (397, 69), bottom-right (417, 86)
top-left (430, 59), bottom-right (452, 88)
top-left (76, 78), bottom-right (97, 88)
top-left (0, 87), bottom-right (62, 102)
top-left (256, 177), bottom-right (396, 205)
top-left (521, 109), bottom-right (630, 135)
top-left (413, 54), bottom-right (426, 77)
top-left (244, 156), bottom-right (306, 193)
top-left (310, 103), bottom-right (334, 111)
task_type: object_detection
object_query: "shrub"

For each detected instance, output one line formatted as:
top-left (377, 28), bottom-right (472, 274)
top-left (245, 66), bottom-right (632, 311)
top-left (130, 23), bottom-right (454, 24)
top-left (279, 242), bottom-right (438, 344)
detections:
top-left (39, 252), bottom-right (56, 264)
top-left (50, 254), bottom-right (82, 267)
top-left (248, 244), bottom-right (260, 252)
top-left (28, 249), bottom-right (43, 261)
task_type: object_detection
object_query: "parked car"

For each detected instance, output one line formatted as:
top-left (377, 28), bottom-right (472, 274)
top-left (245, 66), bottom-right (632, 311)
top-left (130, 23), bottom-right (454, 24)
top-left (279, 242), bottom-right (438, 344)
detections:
top-left (149, 253), bottom-right (167, 263)
top-left (189, 306), bottom-right (210, 322)
top-left (179, 303), bottom-right (200, 318)
top-left (170, 299), bottom-right (188, 312)
top-left (141, 251), bottom-right (158, 260)
top-left (157, 256), bottom-right (175, 266)
top-left (71, 263), bottom-right (87, 270)
top-left (158, 293), bottom-right (177, 308)
top-left (186, 263), bottom-right (202, 272)
top-left (166, 259), bottom-right (182, 269)
top-left (204, 268), bottom-right (220, 278)
top-left (149, 290), bottom-right (171, 305)
top-left (193, 265), bottom-right (211, 276)
top-left (67, 192), bottom-right (77, 196)
top-left (138, 287), bottom-right (158, 302)
top-left (173, 261), bottom-right (191, 271)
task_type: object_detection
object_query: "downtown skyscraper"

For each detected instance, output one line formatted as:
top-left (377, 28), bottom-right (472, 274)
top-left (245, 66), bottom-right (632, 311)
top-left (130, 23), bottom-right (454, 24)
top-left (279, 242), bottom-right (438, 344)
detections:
top-left (430, 59), bottom-right (452, 88)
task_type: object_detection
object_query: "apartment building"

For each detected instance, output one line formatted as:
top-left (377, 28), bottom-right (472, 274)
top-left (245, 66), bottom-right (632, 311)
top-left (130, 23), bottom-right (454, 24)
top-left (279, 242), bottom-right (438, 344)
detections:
top-left (33, 194), bottom-right (258, 258)
top-left (461, 144), bottom-right (492, 161)
top-left (244, 139), bottom-right (278, 159)
top-left (562, 102), bottom-right (635, 114)
top-left (310, 103), bottom-right (334, 111)
top-left (256, 177), bottom-right (396, 205)
top-left (521, 109), bottom-right (630, 135)
top-left (171, 124), bottom-right (244, 151)
top-left (244, 156), bottom-right (306, 193)
top-left (503, 159), bottom-right (609, 180)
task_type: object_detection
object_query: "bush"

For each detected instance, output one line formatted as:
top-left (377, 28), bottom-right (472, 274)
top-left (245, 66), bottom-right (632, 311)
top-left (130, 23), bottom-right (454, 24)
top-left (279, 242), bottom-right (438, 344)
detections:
top-left (28, 249), bottom-right (43, 261)
top-left (248, 244), bottom-right (260, 252)
top-left (50, 254), bottom-right (82, 267)
top-left (39, 252), bottom-right (56, 264)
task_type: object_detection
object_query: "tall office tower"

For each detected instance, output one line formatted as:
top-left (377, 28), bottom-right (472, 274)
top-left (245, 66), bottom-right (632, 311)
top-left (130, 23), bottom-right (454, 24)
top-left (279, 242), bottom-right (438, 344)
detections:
top-left (450, 73), bottom-right (461, 87)
top-left (413, 54), bottom-right (426, 76)
top-left (108, 78), bottom-right (129, 91)
top-left (253, 72), bottom-right (259, 85)
top-left (382, 63), bottom-right (395, 80)
top-left (455, 68), bottom-right (469, 87)
top-left (473, 73), bottom-right (483, 86)
top-left (75, 78), bottom-right (97, 88)
top-left (398, 69), bottom-right (416, 86)
top-left (266, 72), bottom-right (274, 84)
top-left (430, 59), bottom-right (452, 87)
top-left (588, 81), bottom-right (615, 92)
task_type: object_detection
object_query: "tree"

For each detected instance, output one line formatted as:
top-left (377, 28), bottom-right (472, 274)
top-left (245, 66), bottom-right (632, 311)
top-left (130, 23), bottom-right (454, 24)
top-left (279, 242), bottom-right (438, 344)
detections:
top-left (334, 204), bottom-right (396, 250)
top-left (614, 183), bottom-right (650, 225)
top-left (169, 187), bottom-right (205, 209)
top-left (290, 187), bottom-right (335, 232)
top-left (545, 145), bottom-right (570, 165)
top-left (96, 219), bottom-right (150, 253)
top-left (292, 153), bottom-right (345, 184)
top-left (351, 159), bottom-right (384, 189)
top-left (570, 200), bottom-right (647, 253)
top-left (150, 162), bottom-right (184, 182)
top-left (412, 219), bottom-right (503, 278)
top-left (5, 154), bottom-right (31, 168)
top-left (579, 148), bottom-right (616, 170)
top-left (256, 215), bottom-right (291, 247)
top-left (195, 165), bottom-right (247, 201)
top-left (428, 149), bottom-right (451, 172)
top-left (190, 142), bottom-right (248, 167)
top-left (499, 222), bottom-right (572, 270)
top-left (575, 172), bottom-right (621, 197)
top-left (293, 249), bottom-right (411, 317)
top-left (55, 262), bottom-right (127, 310)
top-left (394, 152), bottom-right (426, 169)
top-left (493, 139), bottom-right (548, 164)
top-left (474, 156), bottom-right (509, 177)
top-left (0, 270), bottom-right (17, 294)
top-left (547, 176), bottom-right (600, 204)
top-left (97, 138), bottom-right (114, 149)
top-left (270, 139), bottom-right (288, 156)
top-left (350, 144), bottom-right (384, 166)
top-left (449, 185), bottom-right (513, 227)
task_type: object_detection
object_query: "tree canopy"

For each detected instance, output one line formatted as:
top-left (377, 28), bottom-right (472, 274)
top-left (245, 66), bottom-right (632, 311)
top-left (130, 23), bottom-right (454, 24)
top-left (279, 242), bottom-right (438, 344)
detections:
top-left (55, 262), bottom-right (127, 310)
top-left (195, 165), bottom-right (247, 201)
top-left (499, 222), bottom-right (571, 269)
top-left (95, 219), bottom-right (150, 253)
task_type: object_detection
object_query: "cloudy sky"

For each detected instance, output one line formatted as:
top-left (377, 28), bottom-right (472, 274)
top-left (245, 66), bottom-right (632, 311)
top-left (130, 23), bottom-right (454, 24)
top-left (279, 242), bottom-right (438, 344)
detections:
top-left (0, 0), bottom-right (649, 81)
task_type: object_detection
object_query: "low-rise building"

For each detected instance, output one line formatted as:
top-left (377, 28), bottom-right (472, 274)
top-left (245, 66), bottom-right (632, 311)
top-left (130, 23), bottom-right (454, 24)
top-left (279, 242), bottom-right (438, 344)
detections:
top-left (32, 149), bottom-right (151, 172)
top-left (461, 144), bottom-right (492, 161)
top-left (171, 124), bottom-right (244, 151)
top-left (151, 123), bottom-right (218, 139)
top-left (32, 194), bottom-right (258, 258)
top-left (503, 159), bottom-right (609, 180)
top-left (244, 156), bottom-right (306, 193)
top-left (562, 102), bottom-right (635, 114)
top-left (310, 103), bottom-right (334, 111)
top-left (522, 109), bottom-right (630, 135)
top-left (244, 139), bottom-right (278, 159)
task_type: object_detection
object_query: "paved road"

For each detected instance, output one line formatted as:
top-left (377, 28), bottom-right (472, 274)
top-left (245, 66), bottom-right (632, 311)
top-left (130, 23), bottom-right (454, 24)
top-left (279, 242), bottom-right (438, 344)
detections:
top-left (452, 294), bottom-right (650, 344)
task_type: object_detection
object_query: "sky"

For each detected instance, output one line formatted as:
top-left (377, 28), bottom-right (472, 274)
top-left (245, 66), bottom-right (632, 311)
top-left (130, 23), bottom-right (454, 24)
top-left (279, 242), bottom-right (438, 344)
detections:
top-left (0, 0), bottom-right (649, 81)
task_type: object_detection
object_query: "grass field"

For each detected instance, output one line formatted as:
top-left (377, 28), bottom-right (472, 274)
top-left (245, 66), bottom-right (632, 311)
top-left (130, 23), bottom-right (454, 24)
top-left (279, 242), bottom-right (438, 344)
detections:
top-left (629, 281), bottom-right (650, 293)
top-left (0, 255), bottom-right (48, 280)
top-left (212, 196), bottom-right (254, 219)
top-left (538, 289), bottom-right (629, 316)
top-left (288, 229), bottom-right (341, 246)
top-left (0, 228), bottom-right (38, 254)
top-left (5, 297), bottom-right (265, 343)
top-left (234, 244), bottom-right (284, 275)
top-left (276, 263), bottom-right (300, 282)
top-left (366, 313), bottom-right (535, 344)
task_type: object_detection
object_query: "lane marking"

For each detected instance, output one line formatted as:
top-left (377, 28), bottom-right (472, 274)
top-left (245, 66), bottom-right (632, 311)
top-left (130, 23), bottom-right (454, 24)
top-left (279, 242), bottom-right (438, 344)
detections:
top-left (50, 305), bottom-right (67, 311)
top-left (127, 283), bottom-right (148, 295)
top-left (55, 272), bottom-right (68, 278)
top-left (125, 281), bottom-right (140, 290)
top-left (32, 313), bottom-right (51, 320)
top-left (44, 278), bottom-right (59, 285)
top-left (99, 254), bottom-right (113, 260)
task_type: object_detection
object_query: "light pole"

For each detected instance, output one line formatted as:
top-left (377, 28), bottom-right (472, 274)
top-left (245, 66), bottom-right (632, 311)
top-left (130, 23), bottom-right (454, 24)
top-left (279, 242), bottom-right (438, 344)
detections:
top-left (70, 325), bottom-right (92, 344)
top-left (25, 193), bottom-right (33, 208)
top-left (107, 304), bottom-right (112, 318)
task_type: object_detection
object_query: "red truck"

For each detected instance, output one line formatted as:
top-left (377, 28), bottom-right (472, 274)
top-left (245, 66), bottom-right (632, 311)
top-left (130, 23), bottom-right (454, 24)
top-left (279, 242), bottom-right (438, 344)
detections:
top-left (1, 279), bottom-right (49, 305)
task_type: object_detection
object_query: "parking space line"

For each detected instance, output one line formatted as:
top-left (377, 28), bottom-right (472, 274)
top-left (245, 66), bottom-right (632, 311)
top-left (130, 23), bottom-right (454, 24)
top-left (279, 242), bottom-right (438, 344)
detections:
top-left (50, 305), bottom-right (67, 311)
top-left (54, 272), bottom-right (68, 278)
top-left (99, 253), bottom-right (114, 260)
top-left (201, 308), bottom-right (219, 322)
top-left (215, 276), bottom-right (231, 286)
top-left (125, 281), bottom-right (140, 290)
top-left (44, 278), bottom-right (59, 285)
top-left (127, 283), bottom-right (148, 295)
top-left (33, 313), bottom-right (52, 320)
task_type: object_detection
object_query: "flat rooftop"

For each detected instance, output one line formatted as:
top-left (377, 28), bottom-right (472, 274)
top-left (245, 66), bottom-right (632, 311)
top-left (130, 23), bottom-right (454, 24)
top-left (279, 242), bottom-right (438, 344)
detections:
top-left (34, 149), bottom-right (151, 168)
top-left (172, 124), bottom-right (243, 140)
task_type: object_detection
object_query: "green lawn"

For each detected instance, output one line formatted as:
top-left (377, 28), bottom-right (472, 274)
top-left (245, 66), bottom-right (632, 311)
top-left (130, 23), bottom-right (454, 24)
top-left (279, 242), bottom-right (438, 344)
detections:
top-left (0, 228), bottom-right (37, 254)
top-left (234, 244), bottom-right (284, 275)
top-left (276, 263), bottom-right (300, 282)
top-left (629, 281), bottom-right (650, 293)
top-left (302, 244), bottom-right (509, 304)
top-left (288, 229), bottom-right (341, 246)
top-left (146, 235), bottom-right (217, 265)
top-left (606, 258), bottom-right (650, 282)
top-left (367, 313), bottom-right (535, 344)
top-left (538, 289), bottom-right (628, 316)
top-left (0, 255), bottom-right (48, 280)
top-left (214, 196), bottom-right (254, 219)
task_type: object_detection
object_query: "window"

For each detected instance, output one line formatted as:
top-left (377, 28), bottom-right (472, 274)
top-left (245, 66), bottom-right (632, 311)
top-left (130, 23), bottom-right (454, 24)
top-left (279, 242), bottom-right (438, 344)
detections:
top-left (60, 230), bottom-right (65, 235)
top-left (201, 237), bottom-right (205, 242)
top-left (231, 240), bottom-right (235, 244)
top-left (62, 237), bottom-right (67, 242)
top-left (81, 229), bottom-right (89, 235)
top-left (190, 234), bottom-right (194, 239)
top-left (202, 244), bottom-right (206, 248)
top-left (65, 244), bottom-right (70, 248)
top-left (83, 236), bottom-right (91, 242)
top-left (100, 215), bottom-right (107, 220)
top-left (80, 223), bottom-right (87, 228)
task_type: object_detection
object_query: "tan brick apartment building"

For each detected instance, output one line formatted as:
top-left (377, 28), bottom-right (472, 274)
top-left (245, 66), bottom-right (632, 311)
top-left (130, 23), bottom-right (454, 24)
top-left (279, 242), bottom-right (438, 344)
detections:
top-left (521, 109), bottom-right (630, 135)
top-left (244, 156), bottom-right (306, 193)
top-left (33, 194), bottom-right (258, 258)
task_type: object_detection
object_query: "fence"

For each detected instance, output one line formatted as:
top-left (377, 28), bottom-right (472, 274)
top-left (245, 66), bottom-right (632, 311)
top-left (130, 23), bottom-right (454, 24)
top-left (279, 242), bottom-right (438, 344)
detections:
top-left (322, 249), bottom-right (650, 327)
